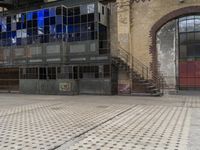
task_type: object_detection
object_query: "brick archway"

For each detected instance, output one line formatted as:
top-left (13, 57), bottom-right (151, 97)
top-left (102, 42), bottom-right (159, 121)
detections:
top-left (150, 6), bottom-right (200, 77)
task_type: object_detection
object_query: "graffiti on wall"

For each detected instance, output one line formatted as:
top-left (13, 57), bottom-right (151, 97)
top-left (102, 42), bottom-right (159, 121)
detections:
top-left (59, 82), bottom-right (72, 92)
top-left (118, 80), bottom-right (131, 94)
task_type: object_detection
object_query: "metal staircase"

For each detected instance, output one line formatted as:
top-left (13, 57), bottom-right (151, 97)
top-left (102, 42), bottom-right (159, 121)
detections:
top-left (112, 47), bottom-right (164, 96)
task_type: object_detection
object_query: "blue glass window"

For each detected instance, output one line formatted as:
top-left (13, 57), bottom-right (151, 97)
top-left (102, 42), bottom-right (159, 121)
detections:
top-left (11, 31), bottom-right (16, 44)
top-left (7, 24), bottom-right (11, 32)
top-left (44, 26), bottom-right (49, 34)
top-left (56, 16), bottom-right (62, 24)
top-left (0, 4), bottom-right (97, 47)
top-left (7, 16), bottom-right (11, 23)
top-left (32, 28), bottom-right (38, 35)
top-left (74, 25), bottom-right (80, 32)
top-left (38, 20), bottom-right (44, 27)
top-left (63, 16), bottom-right (67, 25)
top-left (17, 22), bottom-right (22, 30)
top-left (68, 17), bottom-right (73, 25)
top-left (68, 8), bottom-right (73, 16)
top-left (7, 39), bottom-right (12, 46)
top-left (63, 7), bottom-right (67, 16)
top-left (68, 25), bottom-right (73, 33)
top-left (27, 37), bottom-right (32, 44)
top-left (27, 21), bottom-right (32, 28)
top-left (50, 8), bottom-right (56, 17)
top-left (88, 23), bottom-right (94, 31)
top-left (56, 24), bottom-right (62, 33)
top-left (21, 13), bottom-right (26, 22)
top-left (17, 38), bottom-right (21, 45)
top-left (17, 30), bottom-right (22, 38)
top-left (33, 11), bottom-right (38, 19)
top-left (38, 10), bottom-right (44, 19)
top-left (75, 33), bottom-right (80, 41)
top-left (88, 13), bottom-right (94, 22)
top-left (44, 18), bottom-right (49, 26)
top-left (2, 20), bottom-right (7, 32)
top-left (11, 23), bottom-right (16, 31)
top-left (81, 32), bottom-right (87, 41)
top-left (50, 17), bottom-right (56, 25)
top-left (38, 27), bottom-right (44, 35)
top-left (68, 33), bottom-right (74, 42)
top-left (22, 23), bottom-right (26, 29)
top-left (33, 20), bottom-right (37, 27)
top-left (27, 28), bottom-right (32, 36)
top-left (81, 23), bottom-right (87, 32)
top-left (50, 25), bottom-right (56, 34)
top-left (27, 12), bottom-right (33, 21)
top-left (44, 9), bottom-right (49, 17)
top-left (74, 7), bottom-right (80, 16)
top-left (2, 32), bottom-right (6, 39)
top-left (56, 7), bottom-right (62, 15)
top-left (7, 32), bottom-right (11, 38)
top-left (75, 16), bottom-right (80, 24)
top-left (63, 25), bottom-right (67, 33)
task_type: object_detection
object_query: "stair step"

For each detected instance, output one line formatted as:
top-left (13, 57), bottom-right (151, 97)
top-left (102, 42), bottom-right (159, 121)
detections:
top-left (151, 92), bottom-right (162, 96)
top-left (147, 85), bottom-right (156, 89)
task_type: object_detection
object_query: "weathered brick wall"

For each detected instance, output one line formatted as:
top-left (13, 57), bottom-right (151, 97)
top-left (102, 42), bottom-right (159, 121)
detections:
top-left (131, 0), bottom-right (200, 76)
top-left (113, 0), bottom-right (200, 78)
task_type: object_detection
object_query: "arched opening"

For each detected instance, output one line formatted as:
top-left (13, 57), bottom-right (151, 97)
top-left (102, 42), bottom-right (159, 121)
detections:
top-left (156, 15), bottom-right (200, 90)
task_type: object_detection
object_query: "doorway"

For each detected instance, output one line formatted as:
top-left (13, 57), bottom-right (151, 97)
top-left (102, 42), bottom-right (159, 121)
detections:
top-left (0, 68), bottom-right (19, 92)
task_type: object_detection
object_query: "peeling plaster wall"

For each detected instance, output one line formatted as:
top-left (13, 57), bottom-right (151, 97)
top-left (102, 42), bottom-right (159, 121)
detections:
top-left (157, 20), bottom-right (177, 89)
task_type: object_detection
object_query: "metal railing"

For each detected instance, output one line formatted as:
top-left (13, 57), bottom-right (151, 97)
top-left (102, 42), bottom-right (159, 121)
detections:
top-left (117, 47), bottom-right (164, 95)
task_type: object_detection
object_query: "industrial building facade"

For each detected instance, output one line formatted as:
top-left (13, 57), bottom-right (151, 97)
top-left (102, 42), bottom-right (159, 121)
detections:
top-left (1, 0), bottom-right (200, 95)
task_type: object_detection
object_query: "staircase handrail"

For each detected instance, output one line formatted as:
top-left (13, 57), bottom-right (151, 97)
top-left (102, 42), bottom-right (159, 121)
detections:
top-left (117, 46), bottom-right (164, 94)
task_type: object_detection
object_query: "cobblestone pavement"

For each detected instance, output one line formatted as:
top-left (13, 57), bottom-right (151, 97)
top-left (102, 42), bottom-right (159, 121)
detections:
top-left (0, 94), bottom-right (199, 150)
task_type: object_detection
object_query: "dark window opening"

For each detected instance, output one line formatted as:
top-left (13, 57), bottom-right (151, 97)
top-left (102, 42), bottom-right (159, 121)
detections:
top-left (39, 67), bottom-right (47, 80)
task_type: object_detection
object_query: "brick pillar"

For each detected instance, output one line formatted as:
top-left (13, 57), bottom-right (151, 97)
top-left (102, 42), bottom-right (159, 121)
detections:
top-left (117, 0), bottom-right (131, 53)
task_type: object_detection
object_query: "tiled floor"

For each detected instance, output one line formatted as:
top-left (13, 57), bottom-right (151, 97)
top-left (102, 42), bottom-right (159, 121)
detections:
top-left (0, 94), bottom-right (199, 150)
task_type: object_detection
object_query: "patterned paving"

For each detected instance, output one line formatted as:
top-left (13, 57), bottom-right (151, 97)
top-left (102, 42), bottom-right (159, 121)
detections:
top-left (0, 94), bottom-right (199, 150)
top-left (62, 105), bottom-right (191, 150)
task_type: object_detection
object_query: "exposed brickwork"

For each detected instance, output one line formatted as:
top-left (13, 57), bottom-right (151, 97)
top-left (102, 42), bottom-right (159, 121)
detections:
top-left (150, 6), bottom-right (200, 77)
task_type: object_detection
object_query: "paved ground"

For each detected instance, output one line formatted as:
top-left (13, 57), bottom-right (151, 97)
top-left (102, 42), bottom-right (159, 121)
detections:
top-left (0, 94), bottom-right (199, 150)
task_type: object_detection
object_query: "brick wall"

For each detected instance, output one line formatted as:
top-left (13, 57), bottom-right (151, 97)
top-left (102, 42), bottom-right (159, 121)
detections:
top-left (113, 0), bottom-right (200, 78)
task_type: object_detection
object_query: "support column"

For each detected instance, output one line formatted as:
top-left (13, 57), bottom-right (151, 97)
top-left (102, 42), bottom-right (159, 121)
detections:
top-left (117, 0), bottom-right (131, 53)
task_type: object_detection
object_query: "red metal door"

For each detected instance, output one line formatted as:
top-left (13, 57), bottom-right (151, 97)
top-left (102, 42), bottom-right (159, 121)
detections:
top-left (179, 60), bottom-right (200, 89)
